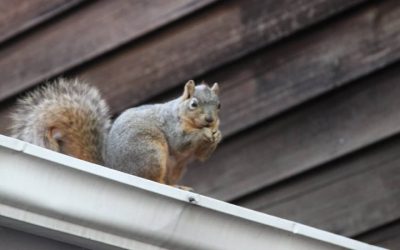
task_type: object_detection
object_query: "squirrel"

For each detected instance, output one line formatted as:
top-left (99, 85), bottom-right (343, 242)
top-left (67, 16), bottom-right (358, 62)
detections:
top-left (10, 78), bottom-right (111, 164)
top-left (10, 79), bottom-right (221, 188)
top-left (105, 80), bottom-right (222, 188)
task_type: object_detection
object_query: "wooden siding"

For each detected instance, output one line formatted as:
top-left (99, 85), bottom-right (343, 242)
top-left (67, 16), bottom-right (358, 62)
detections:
top-left (0, 1), bottom-right (398, 249)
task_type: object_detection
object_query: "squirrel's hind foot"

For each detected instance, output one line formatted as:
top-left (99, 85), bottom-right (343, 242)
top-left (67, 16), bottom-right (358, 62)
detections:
top-left (173, 185), bottom-right (194, 192)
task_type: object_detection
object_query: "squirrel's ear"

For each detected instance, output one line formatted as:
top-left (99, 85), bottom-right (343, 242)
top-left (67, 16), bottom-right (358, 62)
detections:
top-left (182, 80), bottom-right (195, 100)
top-left (211, 82), bottom-right (219, 95)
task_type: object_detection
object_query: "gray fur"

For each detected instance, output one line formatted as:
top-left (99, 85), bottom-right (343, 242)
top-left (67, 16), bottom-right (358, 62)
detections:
top-left (105, 83), bottom-right (221, 184)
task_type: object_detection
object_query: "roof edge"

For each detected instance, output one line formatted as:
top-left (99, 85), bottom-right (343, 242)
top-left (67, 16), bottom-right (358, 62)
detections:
top-left (0, 135), bottom-right (387, 250)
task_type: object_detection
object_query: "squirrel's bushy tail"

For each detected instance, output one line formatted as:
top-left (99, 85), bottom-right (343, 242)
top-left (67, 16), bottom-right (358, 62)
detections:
top-left (10, 78), bottom-right (111, 164)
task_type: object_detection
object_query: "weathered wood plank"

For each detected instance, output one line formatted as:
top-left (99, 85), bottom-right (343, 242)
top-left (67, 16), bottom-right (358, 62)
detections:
top-left (356, 220), bottom-right (400, 250)
top-left (0, 0), bottom-right (218, 101)
top-left (2, 0), bottom-right (398, 141)
top-left (0, 100), bottom-right (14, 135)
top-left (113, 0), bottom-right (400, 140)
top-left (73, 0), bottom-right (366, 114)
top-left (235, 135), bottom-right (400, 237)
top-left (215, 0), bottom-right (400, 137)
top-left (0, 0), bottom-right (367, 136)
top-left (0, 0), bottom-right (85, 44)
top-left (182, 63), bottom-right (400, 201)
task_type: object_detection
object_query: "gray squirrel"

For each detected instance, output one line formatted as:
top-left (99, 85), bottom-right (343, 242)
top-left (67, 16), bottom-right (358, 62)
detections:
top-left (105, 80), bottom-right (222, 187)
top-left (10, 79), bottom-right (222, 187)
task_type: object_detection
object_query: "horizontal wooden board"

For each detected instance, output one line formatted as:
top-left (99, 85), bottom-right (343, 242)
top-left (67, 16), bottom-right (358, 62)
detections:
top-left (356, 220), bottom-right (400, 249)
top-left (2, 0), bottom-right (399, 141)
top-left (0, 0), bottom-right (84, 44)
top-left (0, 0), bottom-right (217, 101)
top-left (0, 100), bottom-right (14, 135)
top-left (127, 0), bottom-right (400, 142)
top-left (74, 0), bottom-right (365, 114)
top-left (182, 63), bottom-right (400, 201)
top-left (0, 0), bottom-right (368, 136)
top-left (235, 135), bottom-right (400, 237)
top-left (197, 0), bottom-right (400, 138)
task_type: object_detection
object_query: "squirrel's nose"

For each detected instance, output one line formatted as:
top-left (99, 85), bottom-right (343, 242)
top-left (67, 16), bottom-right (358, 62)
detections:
top-left (205, 116), bottom-right (214, 124)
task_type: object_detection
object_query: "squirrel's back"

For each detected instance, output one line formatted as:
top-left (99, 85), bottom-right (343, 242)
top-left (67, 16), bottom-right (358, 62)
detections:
top-left (10, 78), bottom-right (111, 164)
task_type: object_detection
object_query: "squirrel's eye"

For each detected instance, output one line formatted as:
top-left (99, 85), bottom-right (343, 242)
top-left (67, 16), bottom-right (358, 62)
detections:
top-left (217, 103), bottom-right (221, 109)
top-left (189, 98), bottom-right (198, 109)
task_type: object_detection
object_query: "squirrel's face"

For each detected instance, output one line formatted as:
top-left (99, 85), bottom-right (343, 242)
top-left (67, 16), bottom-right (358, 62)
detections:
top-left (180, 80), bottom-right (220, 129)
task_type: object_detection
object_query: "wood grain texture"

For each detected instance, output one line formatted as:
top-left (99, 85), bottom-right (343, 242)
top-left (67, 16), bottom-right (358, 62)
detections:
top-left (0, 0), bottom-right (217, 101)
top-left (182, 63), bottom-right (400, 201)
top-left (0, 100), bottom-right (13, 135)
top-left (235, 135), bottom-right (400, 238)
top-left (0, 0), bottom-right (84, 44)
top-left (199, 0), bottom-right (400, 138)
top-left (356, 220), bottom-right (400, 250)
top-left (73, 0), bottom-right (365, 114)
top-left (0, 0), bottom-right (367, 136)
top-left (121, 0), bottom-right (400, 141)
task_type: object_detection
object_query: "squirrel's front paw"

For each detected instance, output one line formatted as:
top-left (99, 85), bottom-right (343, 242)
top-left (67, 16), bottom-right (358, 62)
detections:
top-left (212, 129), bottom-right (222, 144)
top-left (202, 128), bottom-right (222, 143)
top-left (196, 128), bottom-right (222, 161)
top-left (202, 128), bottom-right (214, 142)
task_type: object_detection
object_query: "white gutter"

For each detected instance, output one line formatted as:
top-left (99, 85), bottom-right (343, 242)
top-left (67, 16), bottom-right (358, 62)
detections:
top-left (0, 135), bottom-right (386, 250)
